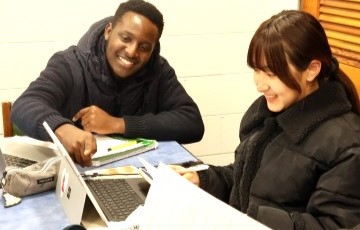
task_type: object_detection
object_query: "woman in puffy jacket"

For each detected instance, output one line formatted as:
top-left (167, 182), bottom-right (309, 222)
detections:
top-left (173, 10), bottom-right (360, 230)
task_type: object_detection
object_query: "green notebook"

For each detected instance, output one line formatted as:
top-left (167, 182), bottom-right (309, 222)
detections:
top-left (91, 134), bottom-right (158, 167)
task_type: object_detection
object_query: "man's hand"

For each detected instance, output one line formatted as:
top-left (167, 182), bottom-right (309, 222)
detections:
top-left (72, 105), bottom-right (125, 134)
top-left (55, 124), bottom-right (96, 167)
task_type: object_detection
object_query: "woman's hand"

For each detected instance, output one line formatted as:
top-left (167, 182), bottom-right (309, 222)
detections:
top-left (168, 165), bottom-right (200, 187)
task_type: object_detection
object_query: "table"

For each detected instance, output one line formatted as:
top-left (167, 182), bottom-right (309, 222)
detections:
top-left (1, 141), bottom-right (198, 230)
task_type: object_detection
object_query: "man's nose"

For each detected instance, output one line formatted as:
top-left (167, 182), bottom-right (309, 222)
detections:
top-left (126, 43), bottom-right (139, 58)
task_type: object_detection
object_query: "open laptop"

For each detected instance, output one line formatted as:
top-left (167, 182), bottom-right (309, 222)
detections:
top-left (0, 147), bottom-right (37, 187)
top-left (0, 134), bottom-right (61, 170)
top-left (0, 147), bottom-right (36, 173)
top-left (0, 147), bottom-right (8, 179)
top-left (0, 135), bottom-right (63, 190)
top-left (42, 121), bottom-right (150, 227)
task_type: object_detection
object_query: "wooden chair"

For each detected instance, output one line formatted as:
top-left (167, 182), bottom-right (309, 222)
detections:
top-left (2, 101), bottom-right (23, 137)
top-left (2, 101), bottom-right (13, 137)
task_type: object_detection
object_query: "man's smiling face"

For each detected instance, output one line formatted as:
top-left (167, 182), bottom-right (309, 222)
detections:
top-left (104, 11), bottom-right (159, 78)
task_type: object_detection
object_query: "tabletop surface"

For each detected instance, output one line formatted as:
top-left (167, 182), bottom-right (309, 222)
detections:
top-left (1, 140), bottom-right (198, 230)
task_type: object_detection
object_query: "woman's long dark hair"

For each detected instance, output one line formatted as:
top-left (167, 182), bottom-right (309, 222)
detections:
top-left (247, 10), bottom-right (360, 115)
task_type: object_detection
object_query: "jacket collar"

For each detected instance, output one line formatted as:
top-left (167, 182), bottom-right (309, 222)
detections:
top-left (277, 81), bottom-right (351, 143)
top-left (240, 81), bottom-right (352, 143)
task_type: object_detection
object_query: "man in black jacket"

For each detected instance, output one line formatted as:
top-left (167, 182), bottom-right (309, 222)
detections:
top-left (11, 0), bottom-right (204, 167)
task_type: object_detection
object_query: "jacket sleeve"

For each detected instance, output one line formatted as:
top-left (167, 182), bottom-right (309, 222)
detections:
top-left (252, 146), bottom-right (360, 230)
top-left (123, 58), bottom-right (204, 144)
top-left (198, 164), bottom-right (234, 203)
top-left (10, 52), bottom-right (74, 141)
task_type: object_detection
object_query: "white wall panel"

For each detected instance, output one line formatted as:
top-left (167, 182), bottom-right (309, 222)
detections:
top-left (183, 114), bottom-right (244, 159)
top-left (179, 74), bottom-right (259, 116)
top-left (0, 42), bottom-right (75, 89)
top-left (185, 116), bottom-right (223, 157)
top-left (0, 0), bottom-right (119, 42)
top-left (0, 0), bottom-right (298, 163)
top-left (152, 0), bottom-right (299, 35)
top-left (160, 33), bottom-right (253, 77)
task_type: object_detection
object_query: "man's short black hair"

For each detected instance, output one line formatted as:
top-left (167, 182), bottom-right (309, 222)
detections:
top-left (113, 0), bottom-right (164, 39)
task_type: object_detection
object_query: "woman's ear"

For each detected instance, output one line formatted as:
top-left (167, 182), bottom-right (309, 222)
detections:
top-left (306, 60), bottom-right (321, 82)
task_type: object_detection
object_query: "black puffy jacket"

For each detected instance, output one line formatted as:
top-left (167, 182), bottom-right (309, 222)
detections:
top-left (203, 81), bottom-right (360, 230)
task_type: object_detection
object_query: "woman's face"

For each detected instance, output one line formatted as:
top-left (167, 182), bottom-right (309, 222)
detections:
top-left (253, 63), bottom-right (319, 112)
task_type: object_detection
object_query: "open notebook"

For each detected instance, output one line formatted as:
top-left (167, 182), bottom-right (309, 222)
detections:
top-left (92, 135), bottom-right (158, 167)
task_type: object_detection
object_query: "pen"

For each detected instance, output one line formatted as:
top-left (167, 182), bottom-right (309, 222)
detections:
top-left (179, 164), bottom-right (209, 173)
top-left (138, 164), bottom-right (210, 183)
top-left (107, 140), bottom-right (138, 152)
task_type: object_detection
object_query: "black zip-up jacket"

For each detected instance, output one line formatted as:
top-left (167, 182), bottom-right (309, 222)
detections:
top-left (201, 81), bottom-right (360, 229)
top-left (11, 17), bottom-right (204, 144)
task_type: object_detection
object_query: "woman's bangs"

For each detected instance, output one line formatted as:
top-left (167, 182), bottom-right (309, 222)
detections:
top-left (247, 34), bottom-right (269, 71)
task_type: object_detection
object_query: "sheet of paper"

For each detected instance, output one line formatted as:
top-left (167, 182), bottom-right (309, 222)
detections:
top-left (138, 157), bottom-right (157, 177)
top-left (140, 163), bottom-right (270, 230)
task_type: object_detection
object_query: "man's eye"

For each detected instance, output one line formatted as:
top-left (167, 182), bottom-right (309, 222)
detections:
top-left (139, 45), bottom-right (151, 52)
top-left (266, 72), bottom-right (276, 77)
top-left (120, 35), bottom-right (130, 42)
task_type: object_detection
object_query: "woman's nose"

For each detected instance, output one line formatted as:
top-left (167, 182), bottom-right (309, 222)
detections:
top-left (255, 74), bottom-right (270, 92)
top-left (257, 82), bottom-right (270, 92)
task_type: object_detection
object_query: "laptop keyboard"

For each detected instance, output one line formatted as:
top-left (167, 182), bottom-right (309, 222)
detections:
top-left (4, 154), bottom-right (36, 168)
top-left (86, 179), bottom-right (144, 222)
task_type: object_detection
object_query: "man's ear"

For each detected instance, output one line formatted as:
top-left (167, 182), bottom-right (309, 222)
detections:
top-left (104, 23), bottom-right (112, 40)
top-left (306, 60), bottom-right (321, 81)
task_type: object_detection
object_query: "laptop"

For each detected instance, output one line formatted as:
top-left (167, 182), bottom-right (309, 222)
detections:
top-left (0, 147), bottom-right (37, 189)
top-left (0, 147), bottom-right (8, 178)
top-left (42, 121), bottom-right (149, 227)
top-left (0, 146), bottom-right (37, 182)
top-left (0, 134), bottom-right (61, 170)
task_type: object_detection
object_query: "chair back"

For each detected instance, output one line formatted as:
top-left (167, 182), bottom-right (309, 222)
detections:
top-left (2, 102), bottom-right (23, 137)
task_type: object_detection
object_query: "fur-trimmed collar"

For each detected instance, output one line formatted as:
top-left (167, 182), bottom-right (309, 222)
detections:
top-left (240, 81), bottom-right (352, 144)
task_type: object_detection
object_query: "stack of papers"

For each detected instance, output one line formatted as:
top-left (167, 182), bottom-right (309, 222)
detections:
top-left (109, 159), bottom-right (270, 230)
